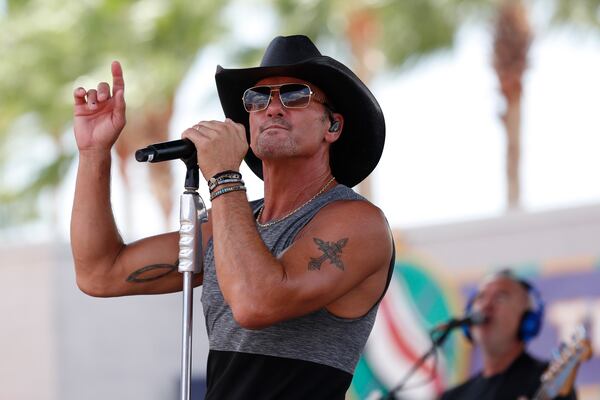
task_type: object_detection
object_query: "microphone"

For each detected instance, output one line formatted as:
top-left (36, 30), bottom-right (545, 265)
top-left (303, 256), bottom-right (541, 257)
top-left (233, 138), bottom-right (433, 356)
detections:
top-left (430, 311), bottom-right (487, 333)
top-left (135, 139), bottom-right (196, 163)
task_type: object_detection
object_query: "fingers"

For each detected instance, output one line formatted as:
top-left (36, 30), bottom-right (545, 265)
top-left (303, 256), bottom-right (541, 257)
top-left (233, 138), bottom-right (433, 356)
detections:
top-left (183, 120), bottom-right (243, 146)
top-left (197, 119), bottom-right (246, 138)
top-left (86, 89), bottom-right (98, 110)
top-left (182, 119), bottom-right (248, 181)
top-left (225, 118), bottom-right (248, 142)
top-left (111, 60), bottom-right (125, 97)
top-left (73, 62), bottom-right (127, 116)
top-left (73, 86), bottom-right (114, 112)
top-left (97, 82), bottom-right (110, 102)
top-left (194, 120), bottom-right (226, 135)
top-left (112, 86), bottom-right (126, 123)
top-left (73, 87), bottom-right (87, 105)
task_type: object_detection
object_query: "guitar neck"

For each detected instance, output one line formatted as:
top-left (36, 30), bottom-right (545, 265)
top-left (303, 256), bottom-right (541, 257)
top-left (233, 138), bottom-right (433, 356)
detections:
top-left (531, 384), bottom-right (551, 400)
top-left (532, 336), bottom-right (591, 400)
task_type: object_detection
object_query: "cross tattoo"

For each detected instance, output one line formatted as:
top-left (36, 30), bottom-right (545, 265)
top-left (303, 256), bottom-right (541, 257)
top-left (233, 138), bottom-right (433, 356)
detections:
top-left (308, 237), bottom-right (349, 271)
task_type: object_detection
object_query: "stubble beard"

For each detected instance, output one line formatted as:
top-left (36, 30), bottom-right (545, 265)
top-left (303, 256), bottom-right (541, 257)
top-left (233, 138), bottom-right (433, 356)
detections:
top-left (254, 134), bottom-right (298, 159)
top-left (253, 119), bottom-right (298, 159)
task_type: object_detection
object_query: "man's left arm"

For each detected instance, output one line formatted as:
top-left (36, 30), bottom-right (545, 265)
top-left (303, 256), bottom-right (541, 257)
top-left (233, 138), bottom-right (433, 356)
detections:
top-left (210, 195), bottom-right (393, 329)
top-left (182, 118), bottom-right (392, 328)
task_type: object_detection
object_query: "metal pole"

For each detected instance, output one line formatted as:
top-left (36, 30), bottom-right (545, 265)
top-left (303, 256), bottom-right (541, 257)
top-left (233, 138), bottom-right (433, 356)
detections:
top-left (135, 144), bottom-right (204, 400)
top-left (178, 181), bottom-right (207, 400)
top-left (180, 271), bottom-right (194, 400)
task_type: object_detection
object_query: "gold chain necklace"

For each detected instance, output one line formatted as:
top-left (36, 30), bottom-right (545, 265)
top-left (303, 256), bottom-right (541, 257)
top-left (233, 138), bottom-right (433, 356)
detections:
top-left (256, 176), bottom-right (336, 228)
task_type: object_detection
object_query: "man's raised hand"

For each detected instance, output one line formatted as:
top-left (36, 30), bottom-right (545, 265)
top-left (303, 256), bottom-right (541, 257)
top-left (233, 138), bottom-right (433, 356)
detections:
top-left (73, 61), bottom-right (126, 152)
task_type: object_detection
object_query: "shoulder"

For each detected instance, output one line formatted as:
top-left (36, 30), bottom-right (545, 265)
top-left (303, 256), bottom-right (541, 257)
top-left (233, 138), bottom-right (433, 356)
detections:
top-left (317, 197), bottom-right (387, 223)
top-left (301, 198), bottom-right (392, 255)
top-left (311, 186), bottom-right (389, 231)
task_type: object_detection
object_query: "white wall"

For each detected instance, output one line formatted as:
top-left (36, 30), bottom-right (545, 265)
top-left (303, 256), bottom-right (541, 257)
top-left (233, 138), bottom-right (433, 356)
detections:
top-left (1, 242), bottom-right (209, 400)
top-left (397, 203), bottom-right (600, 274)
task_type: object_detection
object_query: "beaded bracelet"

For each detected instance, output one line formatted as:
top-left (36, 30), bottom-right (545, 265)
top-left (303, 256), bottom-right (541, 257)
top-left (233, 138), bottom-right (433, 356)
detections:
top-left (209, 184), bottom-right (247, 201)
top-left (208, 171), bottom-right (242, 191)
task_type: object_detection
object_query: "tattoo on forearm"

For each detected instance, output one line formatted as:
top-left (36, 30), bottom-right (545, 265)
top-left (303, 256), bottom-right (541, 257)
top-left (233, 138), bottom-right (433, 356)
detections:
top-left (126, 260), bottom-right (179, 283)
top-left (309, 237), bottom-right (348, 271)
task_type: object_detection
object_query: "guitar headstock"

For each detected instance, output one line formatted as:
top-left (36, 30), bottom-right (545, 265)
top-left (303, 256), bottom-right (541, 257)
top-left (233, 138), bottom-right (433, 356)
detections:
top-left (540, 325), bottom-right (593, 398)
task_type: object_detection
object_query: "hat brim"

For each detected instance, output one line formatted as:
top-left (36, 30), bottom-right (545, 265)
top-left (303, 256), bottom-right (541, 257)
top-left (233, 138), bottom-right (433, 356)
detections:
top-left (215, 56), bottom-right (385, 188)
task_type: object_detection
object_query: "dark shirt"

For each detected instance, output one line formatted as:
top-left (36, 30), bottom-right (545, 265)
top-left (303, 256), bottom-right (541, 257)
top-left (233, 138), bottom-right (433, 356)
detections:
top-left (441, 352), bottom-right (577, 400)
top-left (201, 186), bottom-right (396, 399)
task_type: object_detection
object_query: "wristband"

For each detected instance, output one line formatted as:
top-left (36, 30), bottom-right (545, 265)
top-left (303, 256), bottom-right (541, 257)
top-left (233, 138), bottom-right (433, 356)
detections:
top-left (208, 171), bottom-right (242, 191)
top-left (209, 184), bottom-right (247, 201)
top-left (209, 178), bottom-right (244, 192)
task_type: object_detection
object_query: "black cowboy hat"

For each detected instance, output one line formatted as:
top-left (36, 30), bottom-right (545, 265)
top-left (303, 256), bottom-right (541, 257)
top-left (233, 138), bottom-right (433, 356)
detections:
top-left (215, 35), bottom-right (385, 188)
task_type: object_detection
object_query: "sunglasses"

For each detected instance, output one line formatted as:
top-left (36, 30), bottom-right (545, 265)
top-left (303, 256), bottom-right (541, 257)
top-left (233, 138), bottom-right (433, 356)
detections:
top-left (242, 83), bottom-right (327, 112)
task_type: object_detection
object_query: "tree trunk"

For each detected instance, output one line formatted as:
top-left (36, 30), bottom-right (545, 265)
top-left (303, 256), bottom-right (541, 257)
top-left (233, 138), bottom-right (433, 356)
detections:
top-left (346, 7), bottom-right (381, 199)
top-left (115, 99), bottom-right (174, 231)
top-left (493, 0), bottom-right (532, 211)
top-left (504, 95), bottom-right (522, 209)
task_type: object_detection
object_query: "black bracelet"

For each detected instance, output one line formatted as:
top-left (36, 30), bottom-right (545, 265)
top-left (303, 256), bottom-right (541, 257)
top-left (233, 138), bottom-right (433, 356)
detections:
top-left (208, 170), bottom-right (242, 191)
top-left (211, 170), bottom-right (241, 180)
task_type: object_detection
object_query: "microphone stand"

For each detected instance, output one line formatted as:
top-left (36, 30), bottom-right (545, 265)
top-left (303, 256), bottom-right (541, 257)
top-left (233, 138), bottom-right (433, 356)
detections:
top-left (378, 324), bottom-right (454, 400)
top-left (177, 154), bottom-right (207, 400)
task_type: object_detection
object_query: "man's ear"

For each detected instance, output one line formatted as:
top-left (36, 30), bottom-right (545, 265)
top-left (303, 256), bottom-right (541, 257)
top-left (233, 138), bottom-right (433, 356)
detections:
top-left (325, 113), bottom-right (343, 143)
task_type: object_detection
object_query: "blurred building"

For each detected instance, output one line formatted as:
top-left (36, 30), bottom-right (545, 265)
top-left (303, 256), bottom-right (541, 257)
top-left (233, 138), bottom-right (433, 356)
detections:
top-left (3, 202), bottom-right (599, 399)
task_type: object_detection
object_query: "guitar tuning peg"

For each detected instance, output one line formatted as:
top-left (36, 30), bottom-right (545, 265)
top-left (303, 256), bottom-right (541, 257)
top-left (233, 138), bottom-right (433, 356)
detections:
top-left (551, 348), bottom-right (561, 360)
top-left (575, 323), bottom-right (589, 339)
top-left (552, 342), bottom-right (566, 360)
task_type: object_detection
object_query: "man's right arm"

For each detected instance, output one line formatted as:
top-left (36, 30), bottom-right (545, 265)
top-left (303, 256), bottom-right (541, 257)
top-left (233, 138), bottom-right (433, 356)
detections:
top-left (70, 150), bottom-right (193, 297)
top-left (70, 61), bottom-right (203, 297)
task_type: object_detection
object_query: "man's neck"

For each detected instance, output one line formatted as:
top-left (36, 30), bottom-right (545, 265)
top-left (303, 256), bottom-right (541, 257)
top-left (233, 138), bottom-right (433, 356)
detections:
top-left (259, 159), bottom-right (334, 222)
top-left (481, 342), bottom-right (525, 377)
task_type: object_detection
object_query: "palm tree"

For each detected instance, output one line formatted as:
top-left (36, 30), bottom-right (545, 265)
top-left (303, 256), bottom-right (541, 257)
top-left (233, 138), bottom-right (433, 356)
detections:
top-left (263, 0), bottom-right (600, 208)
top-left (0, 0), bottom-right (229, 228)
top-left (489, 0), bottom-right (600, 210)
top-left (493, 0), bottom-right (532, 210)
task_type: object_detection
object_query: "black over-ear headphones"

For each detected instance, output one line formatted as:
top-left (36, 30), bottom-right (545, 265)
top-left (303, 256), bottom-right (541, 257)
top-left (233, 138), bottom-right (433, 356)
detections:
top-left (462, 274), bottom-right (544, 343)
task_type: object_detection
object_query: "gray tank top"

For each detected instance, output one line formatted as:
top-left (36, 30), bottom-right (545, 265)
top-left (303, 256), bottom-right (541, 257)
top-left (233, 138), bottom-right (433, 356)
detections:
top-left (201, 184), bottom-right (389, 374)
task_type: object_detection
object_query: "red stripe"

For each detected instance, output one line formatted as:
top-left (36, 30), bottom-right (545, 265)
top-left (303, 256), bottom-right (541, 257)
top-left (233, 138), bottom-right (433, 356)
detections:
top-left (379, 297), bottom-right (444, 393)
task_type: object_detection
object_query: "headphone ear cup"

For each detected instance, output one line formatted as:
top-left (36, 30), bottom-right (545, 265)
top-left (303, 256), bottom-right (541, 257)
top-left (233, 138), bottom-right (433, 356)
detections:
top-left (519, 310), bottom-right (542, 342)
top-left (328, 120), bottom-right (340, 132)
top-left (518, 280), bottom-right (544, 342)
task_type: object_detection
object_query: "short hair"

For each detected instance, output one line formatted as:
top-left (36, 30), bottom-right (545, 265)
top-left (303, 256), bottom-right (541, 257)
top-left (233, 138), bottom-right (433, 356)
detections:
top-left (483, 268), bottom-right (535, 308)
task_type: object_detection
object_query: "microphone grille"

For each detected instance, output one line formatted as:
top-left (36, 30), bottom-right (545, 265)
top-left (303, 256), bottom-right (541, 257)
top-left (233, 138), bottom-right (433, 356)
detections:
top-left (135, 148), bottom-right (153, 162)
top-left (469, 311), bottom-right (487, 325)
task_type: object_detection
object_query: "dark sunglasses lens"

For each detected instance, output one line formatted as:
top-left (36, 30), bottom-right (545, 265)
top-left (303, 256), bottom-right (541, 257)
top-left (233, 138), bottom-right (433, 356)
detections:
top-left (279, 84), bottom-right (311, 108)
top-left (243, 87), bottom-right (271, 111)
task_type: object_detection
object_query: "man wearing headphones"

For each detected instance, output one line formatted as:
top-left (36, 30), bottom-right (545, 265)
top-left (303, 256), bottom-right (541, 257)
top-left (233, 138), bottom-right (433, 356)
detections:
top-left (441, 269), bottom-right (576, 400)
